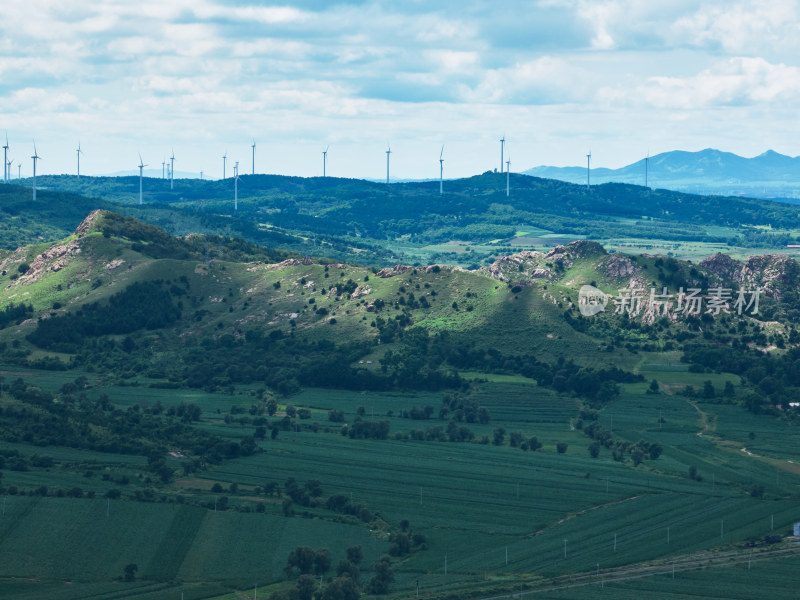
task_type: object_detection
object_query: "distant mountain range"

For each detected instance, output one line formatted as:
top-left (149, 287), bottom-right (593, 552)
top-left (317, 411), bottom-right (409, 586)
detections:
top-left (524, 149), bottom-right (800, 200)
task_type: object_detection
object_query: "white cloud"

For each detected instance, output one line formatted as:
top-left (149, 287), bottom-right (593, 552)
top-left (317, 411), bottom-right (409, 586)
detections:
top-left (2, 1), bottom-right (800, 177)
top-left (610, 57), bottom-right (800, 109)
top-left (669, 0), bottom-right (800, 54)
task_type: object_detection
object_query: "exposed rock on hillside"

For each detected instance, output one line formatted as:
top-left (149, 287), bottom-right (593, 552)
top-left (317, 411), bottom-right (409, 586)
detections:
top-left (699, 253), bottom-right (743, 281)
top-left (74, 209), bottom-right (108, 237)
top-left (9, 241), bottom-right (82, 287)
top-left (603, 255), bottom-right (636, 279)
top-left (740, 254), bottom-right (800, 300)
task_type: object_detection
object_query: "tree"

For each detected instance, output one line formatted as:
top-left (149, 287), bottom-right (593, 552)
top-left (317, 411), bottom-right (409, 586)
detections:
top-left (346, 545), bottom-right (363, 565)
top-left (123, 563), bottom-right (138, 582)
top-left (314, 548), bottom-right (332, 575)
top-left (588, 441), bottom-right (600, 458)
top-left (296, 574), bottom-right (317, 600)
top-left (556, 442), bottom-right (568, 454)
top-left (723, 381), bottom-right (735, 398)
top-left (492, 427), bottom-right (505, 446)
top-left (322, 576), bottom-right (360, 600)
top-left (389, 532), bottom-right (411, 556)
top-left (285, 546), bottom-right (317, 577)
top-left (267, 398), bottom-right (278, 416)
top-left (337, 559), bottom-right (360, 581)
top-left (648, 379), bottom-right (659, 394)
top-left (369, 555), bottom-right (394, 595)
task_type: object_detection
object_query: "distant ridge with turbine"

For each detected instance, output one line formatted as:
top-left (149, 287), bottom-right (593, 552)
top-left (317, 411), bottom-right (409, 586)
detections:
top-left (524, 148), bottom-right (800, 199)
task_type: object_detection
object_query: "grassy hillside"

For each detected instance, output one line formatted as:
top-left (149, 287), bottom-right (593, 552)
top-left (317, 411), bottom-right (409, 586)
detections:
top-left (1, 213), bottom-right (800, 599)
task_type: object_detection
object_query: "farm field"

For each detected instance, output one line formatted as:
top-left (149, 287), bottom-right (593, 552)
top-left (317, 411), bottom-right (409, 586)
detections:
top-left (3, 361), bottom-right (799, 599)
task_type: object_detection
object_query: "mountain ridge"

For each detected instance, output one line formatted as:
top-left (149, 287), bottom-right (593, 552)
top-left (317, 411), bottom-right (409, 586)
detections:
top-left (524, 148), bottom-right (800, 198)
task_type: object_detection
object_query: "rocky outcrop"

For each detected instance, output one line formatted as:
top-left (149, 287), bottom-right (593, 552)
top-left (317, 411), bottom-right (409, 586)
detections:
top-left (74, 209), bottom-right (107, 237)
top-left (264, 258), bottom-right (306, 270)
top-left (699, 253), bottom-right (743, 282)
top-left (377, 265), bottom-right (410, 278)
top-left (350, 286), bottom-right (371, 299)
top-left (9, 240), bottom-right (82, 287)
top-left (740, 254), bottom-right (800, 300)
top-left (604, 255), bottom-right (636, 279)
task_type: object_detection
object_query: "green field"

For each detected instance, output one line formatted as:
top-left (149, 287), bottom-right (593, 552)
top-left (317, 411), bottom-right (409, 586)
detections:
top-left (2, 365), bottom-right (799, 599)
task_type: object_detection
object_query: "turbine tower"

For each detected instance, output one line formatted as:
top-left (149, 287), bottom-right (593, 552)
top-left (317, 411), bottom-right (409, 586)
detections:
top-left (506, 156), bottom-right (511, 197)
top-left (386, 143), bottom-right (391, 184)
top-left (251, 140), bottom-right (256, 175)
top-left (234, 160), bottom-right (239, 212)
top-left (500, 135), bottom-right (505, 173)
top-left (170, 150), bottom-right (175, 190)
top-left (138, 153), bottom-right (147, 205)
top-left (323, 146), bottom-right (329, 177)
top-left (586, 151), bottom-right (591, 189)
top-left (17, 162), bottom-right (21, 179)
top-left (222, 151), bottom-right (227, 179)
top-left (7, 157), bottom-right (12, 182)
top-left (31, 142), bottom-right (41, 201)
top-left (162, 158), bottom-right (165, 179)
top-left (76, 142), bottom-right (84, 178)
top-left (2, 133), bottom-right (8, 183)
top-left (439, 145), bottom-right (444, 195)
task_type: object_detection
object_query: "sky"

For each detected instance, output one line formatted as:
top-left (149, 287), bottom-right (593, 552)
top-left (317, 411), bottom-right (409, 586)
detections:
top-left (2, 0), bottom-right (800, 180)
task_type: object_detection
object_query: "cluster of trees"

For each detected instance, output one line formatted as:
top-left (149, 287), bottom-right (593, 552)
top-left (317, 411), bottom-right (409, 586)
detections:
top-left (581, 419), bottom-right (662, 465)
top-left (343, 419), bottom-right (390, 440)
top-left (0, 377), bottom-right (256, 472)
top-left (27, 281), bottom-right (182, 352)
top-left (683, 344), bottom-right (800, 414)
top-left (0, 302), bottom-right (33, 329)
top-left (276, 544), bottom-right (395, 600)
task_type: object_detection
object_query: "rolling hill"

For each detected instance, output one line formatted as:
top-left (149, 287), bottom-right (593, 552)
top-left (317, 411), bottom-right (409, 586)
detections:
top-left (1, 212), bottom-right (800, 598)
top-left (5, 169), bottom-right (800, 272)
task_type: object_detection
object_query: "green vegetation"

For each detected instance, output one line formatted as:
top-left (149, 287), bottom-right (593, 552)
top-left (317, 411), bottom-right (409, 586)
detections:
top-left (7, 171), bottom-right (800, 267)
top-left (0, 211), bottom-right (799, 598)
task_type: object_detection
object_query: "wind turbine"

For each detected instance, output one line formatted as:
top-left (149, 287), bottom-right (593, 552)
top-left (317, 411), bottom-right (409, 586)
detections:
top-left (6, 156), bottom-right (12, 182)
top-left (138, 154), bottom-right (147, 205)
top-left (234, 160), bottom-right (239, 212)
top-left (31, 142), bottom-right (41, 201)
top-left (76, 142), bottom-right (84, 178)
top-left (162, 158), bottom-right (166, 179)
top-left (222, 151), bottom-right (227, 179)
top-left (170, 150), bottom-right (175, 190)
top-left (506, 156), bottom-right (511, 197)
top-left (322, 146), bottom-right (329, 177)
top-left (500, 135), bottom-right (505, 173)
top-left (439, 146), bottom-right (444, 195)
top-left (17, 162), bottom-right (21, 179)
top-left (586, 151), bottom-right (591, 189)
top-left (2, 133), bottom-right (8, 183)
top-left (251, 140), bottom-right (256, 175)
top-left (386, 143), bottom-right (391, 184)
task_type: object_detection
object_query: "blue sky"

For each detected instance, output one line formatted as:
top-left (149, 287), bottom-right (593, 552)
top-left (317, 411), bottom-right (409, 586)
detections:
top-left (1, 0), bottom-right (800, 179)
